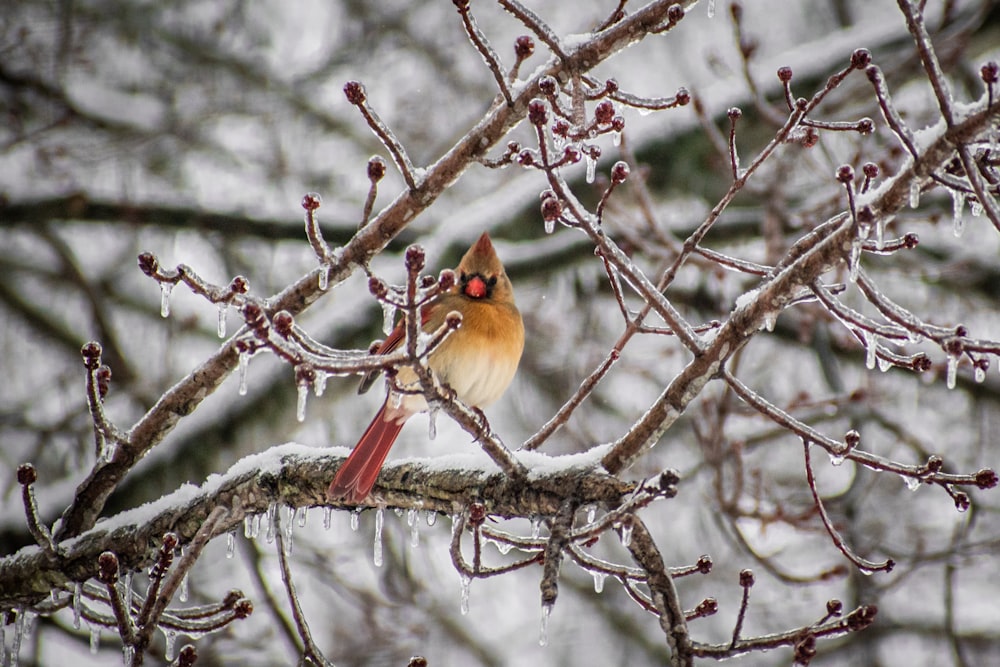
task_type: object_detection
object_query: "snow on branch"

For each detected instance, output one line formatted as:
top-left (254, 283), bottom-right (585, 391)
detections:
top-left (0, 444), bottom-right (632, 607)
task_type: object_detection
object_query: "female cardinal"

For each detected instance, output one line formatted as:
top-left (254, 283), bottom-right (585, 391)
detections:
top-left (327, 232), bottom-right (524, 503)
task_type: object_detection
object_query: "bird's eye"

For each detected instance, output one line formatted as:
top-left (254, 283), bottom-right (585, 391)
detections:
top-left (460, 272), bottom-right (468, 283)
top-left (487, 276), bottom-right (498, 287)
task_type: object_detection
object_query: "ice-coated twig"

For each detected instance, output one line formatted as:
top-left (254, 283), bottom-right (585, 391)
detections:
top-left (865, 65), bottom-right (919, 159)
top-left (723, 369), bottom-right (995, 493)
top-left (134, 507), bottom-right (230, 657)
top-left (449, 511), bottom-right (544, 579)
top-left (95, 551), bottom-right (136, 647)
top-left (508, 35), bottom-right (534, 82)
top-left (623, 516), bottom-right (693, 664)
top-left (595, 82), bottom-right (691, 113)
top-left (454, 0), bottom-right (513, 105)
top-left (301, 193), bottom-right (331, 266)
top-left (81, 342), bottom-right (129, 459)
top-left (522, 351), bottom-right (619, 453)
top-left (343, 81), bottom-right (419, 191)
top-left (802, 439), bottom-right (895, 574)
top-left (895, 0), bottom-right (954, 126)
top-left (497, 0), bottom-right (567, 61)
top-left (854, 267), bottom-right (1000, 359)
top-left (727, 107), bottom-right (742, 180)
top-left (360, 156), bottom-right (387, 229)
top-left (729, 569), bottom-right (755, 648)
top-left (274, 511), bottom-right (333, 667)
top-left (539, 500), bottom-right (576, 608)
top-left (17, 464), bottom-right (61, 558)
top-left (657, 100), bottom-right (808, 293)
top-left (956, 144), bottom-right (1000, 232)
top-left (137, 252), bottom-right (250, 313)
top-left (690, 604), bottom-right (878, 660)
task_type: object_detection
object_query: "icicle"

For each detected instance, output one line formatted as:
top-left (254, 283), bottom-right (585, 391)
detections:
top-left (407, 509), bottom-right (420, 548)
top-left (318, 267), bottom-right (329, 291)
top-left (72, 582), bottom-right (82, 629)
top-left (530, 516), bottom-right (541, 539)
top-left (394, 507), bottom-right (404, 518)
top-left (159, 283), bottom-right (173, 318)
top-left (237, 352), bottom-right (250, 396)
top-left (543, 212), bottom-right (556, 235)
top-left (762, 310), bottom-right (778, 332)
top-left (427, 406), bottom-right (438, 440)
top-left (539, 602), bottom-right (553, 646)
top-left (123, 572), bottom-right (134, 615)
top-left (425, 511), bottom-right (437, 526)
top-left (946, 354), bottom-right (959, 389)
top-left (707, 0), bottom-right (716, 18)
top-left (163, 629), bottom-right (176, 661)
top-left (284, 505), bottom-right (295, 555)
top-left (829, 450), bottom-right (846, 466)
top-left (89, 623), bottom-right (101, 655)
top-left (848, 237), bottom-right (862, 283)
top-left (864, 330), bottom-right (877, 370)
top-left (350, 509), bottom-right (361, 532)
top-left (251, 513), bottom-right (262, 539)
top-left (296, 506), bottom-right (308, 528)
top-left (373, 507), bottom-right (384, 567)
top-left (216, 303), bottom-right (228, 338)
top-left (178, 570), bottom-right (189, 602)
top-left (226, 528), bottom-right (237, 558)
top-left (264, 503), bottom-right (277, 544)
top-left (20, 612), bottom-right (34, 642)
top-left (909, 180), bottom-right (920, 208)
top-left (296, 383), bottom-right (308, 422)
top-left (975, 363), bottom-right (986, 383)
top-left (585, 154), bottom-right (596, 184)
top-left (11, 607), bottom-right (25, 667)
top-left (970, 200), bottom-right (983, 217)
top-left (875, 216), bottom-right (885, 251)
top-left (313, 371), bottom-right (328, 397)
top-left (323, 507), bottom-right (333, 530)
top-left (122, 645), bottom-right (135, 665)
top-left (592, 571), bottom-right (607, 593)
top-left (612, 129), bottom-right (622, 147)
top-left (877, 356), bottom-right (892, 373)
top-left (381, 302), bottom-right (396, 336)
top-left (460, 574), bottom-right (472, 615)
top-left (904, 476), bottom-right (920, 491)
top-left (952, 190), bottom-right (966, 237)
top-left (619, 521), bottom-right (633, 547)
top-left (586, 505), bottom-right (597, 524)
top-left (104, 439), bottom-right (117, 463)
top-left (858, 566), bottom-right (875, 576)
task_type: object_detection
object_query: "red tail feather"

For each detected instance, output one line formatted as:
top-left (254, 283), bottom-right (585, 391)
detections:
top-left (327, 402), bottom-right (405, 503)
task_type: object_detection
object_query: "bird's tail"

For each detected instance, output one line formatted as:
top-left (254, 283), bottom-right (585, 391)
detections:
top-left (327, 402), bottom-right (405, 503)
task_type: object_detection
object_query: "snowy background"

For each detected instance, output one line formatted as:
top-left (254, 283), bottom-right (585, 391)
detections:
top-left (2, 0), bottom-right (1000, 664)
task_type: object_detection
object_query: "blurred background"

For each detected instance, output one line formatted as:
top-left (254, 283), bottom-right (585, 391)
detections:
top-left (2, 0), bottom-right (1000, 664)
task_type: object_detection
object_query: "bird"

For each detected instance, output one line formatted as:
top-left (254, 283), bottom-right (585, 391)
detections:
top-left (327, 232), bottom-right (524, 503)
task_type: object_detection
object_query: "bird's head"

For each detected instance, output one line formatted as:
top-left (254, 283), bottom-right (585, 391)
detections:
top-left (454, 232), bottom-right (515, 304)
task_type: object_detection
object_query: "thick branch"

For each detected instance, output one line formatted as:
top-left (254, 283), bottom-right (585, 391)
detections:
top-left (2, 444), bottom-right (631, 607)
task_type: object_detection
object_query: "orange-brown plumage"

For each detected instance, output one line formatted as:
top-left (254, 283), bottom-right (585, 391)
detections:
top-left (327, 232), bottom-right (524, 503)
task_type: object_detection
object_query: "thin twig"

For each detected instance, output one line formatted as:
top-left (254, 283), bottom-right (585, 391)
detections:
top-left (274, 511), bottom-right (334, 666)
